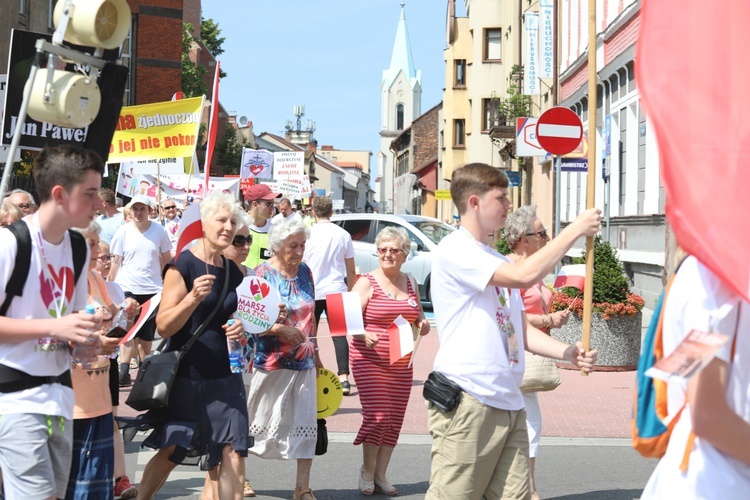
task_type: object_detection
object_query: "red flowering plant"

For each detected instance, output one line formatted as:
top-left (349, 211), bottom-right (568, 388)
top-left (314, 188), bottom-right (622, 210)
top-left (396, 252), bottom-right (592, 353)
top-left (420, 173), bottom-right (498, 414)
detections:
top-left (549, 236), bottom-right (645, 320)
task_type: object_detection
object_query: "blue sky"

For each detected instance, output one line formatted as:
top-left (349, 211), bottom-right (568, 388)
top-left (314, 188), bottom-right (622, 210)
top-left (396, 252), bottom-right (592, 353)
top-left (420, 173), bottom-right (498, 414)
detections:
top-left (202, 1), bottom-right (458, 180)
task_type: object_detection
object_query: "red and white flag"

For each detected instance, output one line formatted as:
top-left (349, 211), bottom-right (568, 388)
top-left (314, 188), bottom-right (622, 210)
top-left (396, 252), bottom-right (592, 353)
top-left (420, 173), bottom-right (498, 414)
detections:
top-left (119, 292), bottom-right (161, 346)
top-left (388, 315), bottom-right (415, 364)
top-left (203, 61), bottom-right (221, 195)
top-left (174, 202), bottom-right (202, 260)
top-left (554, 264), bottom-right (586, 291)
top-left (325, 292), bottom-right (364, 337)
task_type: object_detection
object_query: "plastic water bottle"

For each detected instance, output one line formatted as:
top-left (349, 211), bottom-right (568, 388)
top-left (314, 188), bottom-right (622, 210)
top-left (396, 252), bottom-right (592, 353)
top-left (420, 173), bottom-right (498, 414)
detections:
top-left (106, 302), bottom-right (129, 338)
top-left (72, 305), bottom-right (98, 367)
top-left (227, 319), bottom-right (245, 374)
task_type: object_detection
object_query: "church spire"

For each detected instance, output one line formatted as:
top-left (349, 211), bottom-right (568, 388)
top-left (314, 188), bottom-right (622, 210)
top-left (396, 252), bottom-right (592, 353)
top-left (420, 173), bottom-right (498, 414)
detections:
top-left (383, 2), bottom-right (419, 88)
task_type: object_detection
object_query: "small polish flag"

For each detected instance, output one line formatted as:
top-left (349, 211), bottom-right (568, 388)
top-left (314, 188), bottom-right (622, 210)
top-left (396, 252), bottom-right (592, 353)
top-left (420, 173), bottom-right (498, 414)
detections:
top-left (119, 292), bottom-right (161, 346)
top-left (388, 315), bottom-right (416, 364)
top-left (174, 202), bottom-right (202, 261)
top-left (325, 292), bottom-right (365, 337)
top-left (554, 264), bottom-right (587, 291)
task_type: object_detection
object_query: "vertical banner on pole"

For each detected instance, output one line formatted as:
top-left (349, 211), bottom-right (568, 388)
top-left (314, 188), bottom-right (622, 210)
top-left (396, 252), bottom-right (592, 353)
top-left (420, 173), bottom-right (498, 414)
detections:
top-left (539, 0), bottom-right (554, 79)
top-left (524, 12), bottom-right (540, 95)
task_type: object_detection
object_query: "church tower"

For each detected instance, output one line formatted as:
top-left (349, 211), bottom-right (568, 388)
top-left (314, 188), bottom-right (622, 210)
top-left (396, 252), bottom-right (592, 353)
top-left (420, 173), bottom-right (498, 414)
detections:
top-left (378, 2), bottom-right (421, 213)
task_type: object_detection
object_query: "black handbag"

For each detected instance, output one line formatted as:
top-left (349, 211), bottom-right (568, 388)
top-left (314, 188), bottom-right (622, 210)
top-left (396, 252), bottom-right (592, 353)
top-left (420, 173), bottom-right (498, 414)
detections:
top-left (125, 260), bottom-right (230, 412)
top-left (423, 371), bottom-right (463, 413)
top-left (315, 418), bottom-right (328, 456)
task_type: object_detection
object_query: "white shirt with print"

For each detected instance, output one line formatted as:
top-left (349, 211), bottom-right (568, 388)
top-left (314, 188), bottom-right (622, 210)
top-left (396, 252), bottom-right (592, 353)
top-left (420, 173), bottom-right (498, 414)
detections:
top-left (0, 221), bottom-right (88, 418)
top-left (431, 229), bottom-right (526, 411)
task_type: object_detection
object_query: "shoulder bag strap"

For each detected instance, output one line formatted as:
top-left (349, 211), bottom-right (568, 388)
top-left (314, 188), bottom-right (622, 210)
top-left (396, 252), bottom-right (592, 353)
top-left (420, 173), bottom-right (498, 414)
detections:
top-left (178, 256), bottom-right (232, 357)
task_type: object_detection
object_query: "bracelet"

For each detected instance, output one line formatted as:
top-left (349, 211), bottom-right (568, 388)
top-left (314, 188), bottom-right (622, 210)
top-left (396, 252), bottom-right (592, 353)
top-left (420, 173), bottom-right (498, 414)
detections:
top-left (547, 314), bottom-right (553, 328)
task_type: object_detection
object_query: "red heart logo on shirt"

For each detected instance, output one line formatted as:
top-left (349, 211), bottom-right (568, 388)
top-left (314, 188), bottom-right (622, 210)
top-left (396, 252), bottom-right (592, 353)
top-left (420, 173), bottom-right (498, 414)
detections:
top-left (49, 265), bottom-right (75, 302)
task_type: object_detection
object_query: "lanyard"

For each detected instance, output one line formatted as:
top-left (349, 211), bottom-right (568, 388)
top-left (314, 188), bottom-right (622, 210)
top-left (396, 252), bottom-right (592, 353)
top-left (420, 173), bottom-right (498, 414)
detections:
top-left (34, 215), bottom-right (68, 318)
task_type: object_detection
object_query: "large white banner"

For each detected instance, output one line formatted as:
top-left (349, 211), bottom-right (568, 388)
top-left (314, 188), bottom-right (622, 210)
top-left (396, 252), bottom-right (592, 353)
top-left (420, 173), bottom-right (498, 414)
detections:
top-left (240, 148), bottom-right (273, 179)
top-left (115, 170), bottom-right (238, 206)
top-left (539, 0), bottom-right (554, 79)
top-left (524, 12), bottom-right (540, 96)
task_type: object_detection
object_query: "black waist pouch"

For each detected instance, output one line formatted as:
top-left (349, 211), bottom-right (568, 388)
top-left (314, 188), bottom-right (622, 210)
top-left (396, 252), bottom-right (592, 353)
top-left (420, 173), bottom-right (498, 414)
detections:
top-left (423, 371), bottom-right (462, 412)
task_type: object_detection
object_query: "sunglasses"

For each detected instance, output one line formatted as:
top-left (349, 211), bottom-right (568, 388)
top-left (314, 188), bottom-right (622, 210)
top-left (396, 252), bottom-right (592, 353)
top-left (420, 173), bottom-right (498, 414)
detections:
top-left (232, 235), bottom-right (253, 247)
top-left (525, 228), bottom-right (549, 239)
top-left (97, 255), bottom-right (112, 263)
top-left (163, 205), bottom-right (176, 210)
top-left (17, 203), bottom-right (35, 210)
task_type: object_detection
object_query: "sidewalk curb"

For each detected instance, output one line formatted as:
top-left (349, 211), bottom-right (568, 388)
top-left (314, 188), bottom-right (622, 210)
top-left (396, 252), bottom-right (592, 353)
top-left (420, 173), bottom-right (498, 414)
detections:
top-left (328, 432), bottom-right (632, 447)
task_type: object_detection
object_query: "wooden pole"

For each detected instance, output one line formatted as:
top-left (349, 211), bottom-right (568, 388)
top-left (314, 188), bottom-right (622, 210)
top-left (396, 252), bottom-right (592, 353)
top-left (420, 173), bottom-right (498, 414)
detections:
top-left (581, 0), bottom-right (598, 375)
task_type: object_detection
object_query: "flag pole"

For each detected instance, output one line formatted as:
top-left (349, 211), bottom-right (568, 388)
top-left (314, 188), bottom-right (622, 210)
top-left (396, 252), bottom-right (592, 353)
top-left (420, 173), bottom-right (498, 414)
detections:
top-left (581, 0), bottom-right (598, 376)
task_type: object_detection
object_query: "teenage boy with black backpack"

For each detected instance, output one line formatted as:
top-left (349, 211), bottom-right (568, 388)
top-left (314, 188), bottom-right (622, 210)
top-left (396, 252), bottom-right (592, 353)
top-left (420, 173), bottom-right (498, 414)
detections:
top-left (0, 145), bottom-right (104, 499)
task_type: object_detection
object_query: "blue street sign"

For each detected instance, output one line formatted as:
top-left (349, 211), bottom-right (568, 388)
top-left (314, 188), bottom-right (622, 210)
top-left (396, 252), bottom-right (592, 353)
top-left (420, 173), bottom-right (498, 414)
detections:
top-left (505, 171), bottom-right (522, 187)
top-left (560, 158), bottom-right (587, 172)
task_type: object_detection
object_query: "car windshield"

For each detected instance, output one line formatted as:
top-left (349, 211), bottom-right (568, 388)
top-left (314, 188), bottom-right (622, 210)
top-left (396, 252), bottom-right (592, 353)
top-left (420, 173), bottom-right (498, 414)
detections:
top-left (412, 221), bottom-right (455, 245)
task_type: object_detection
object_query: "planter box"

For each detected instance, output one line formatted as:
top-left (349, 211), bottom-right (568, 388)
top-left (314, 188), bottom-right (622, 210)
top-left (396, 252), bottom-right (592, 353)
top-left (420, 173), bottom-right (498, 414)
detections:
top-left (551, 311), bottom-right (642, 370)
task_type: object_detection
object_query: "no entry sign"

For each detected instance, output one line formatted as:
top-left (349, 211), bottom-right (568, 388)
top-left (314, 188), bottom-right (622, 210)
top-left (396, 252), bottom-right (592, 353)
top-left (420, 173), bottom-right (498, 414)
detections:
top-left (535, 107), bottom-right (584, 156)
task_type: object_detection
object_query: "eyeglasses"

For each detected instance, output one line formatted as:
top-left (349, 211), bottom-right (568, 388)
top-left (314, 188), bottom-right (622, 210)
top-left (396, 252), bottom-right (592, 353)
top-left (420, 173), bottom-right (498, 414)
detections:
top-left (256, 199), bottom-right (274, 207)
top-left (17, 203), bottom-right (35, 210)
top-left (97, 255), bottom-right (112, 263)
top-left (525, 228), bottom-right (549, 239)
top-left (163, 205), bottom-right (176, 210)
top-left (232, 235), bottom-right (253, 247)
top-left (377, 247), bottom-right (404, 255)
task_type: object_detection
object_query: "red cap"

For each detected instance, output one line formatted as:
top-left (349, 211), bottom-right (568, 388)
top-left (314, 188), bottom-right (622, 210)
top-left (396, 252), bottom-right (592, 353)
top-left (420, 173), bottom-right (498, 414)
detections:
top-left (243, 183), bottom-right (282, 202)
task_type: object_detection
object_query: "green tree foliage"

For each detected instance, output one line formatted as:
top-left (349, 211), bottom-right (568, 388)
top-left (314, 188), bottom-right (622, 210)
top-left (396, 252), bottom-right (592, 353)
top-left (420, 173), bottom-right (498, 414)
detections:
top-left (181, 22), bottom-right (207, 98)
top-left (215, 126), bottom-right (248, 176)
top-left (569, 236), bottom-right (630, 304)
top-left (200, 19), bottom-right (225, 57)
top-left (495, 229), bottom-right (512, 255)
top-left (200, 18), bottom-right (227, 78)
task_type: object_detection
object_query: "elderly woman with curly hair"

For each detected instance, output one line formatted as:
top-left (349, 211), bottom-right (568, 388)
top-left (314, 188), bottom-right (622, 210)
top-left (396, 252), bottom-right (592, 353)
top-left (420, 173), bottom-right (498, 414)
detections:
top-left (246, 219), bottom-right (322, 500)
top-left (126, 191), bottom-right (252, 500)
top-left (504, 204), bottom-right (569, 500)
top-left (350, 226), bottom-right (430, 496)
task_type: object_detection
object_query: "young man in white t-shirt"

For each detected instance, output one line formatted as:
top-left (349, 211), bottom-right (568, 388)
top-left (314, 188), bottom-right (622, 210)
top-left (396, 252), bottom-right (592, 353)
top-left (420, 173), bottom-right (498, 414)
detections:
top-left (427, 162), bottom-right (601, 499)
top-left (0, 145), bottom-right (103, 500)
top-left (641, 256), bottom-right (750, 499)
top-left (304, 196), bottom-right (356, 393)
top-left (109, 194), bottom-right (172, 385)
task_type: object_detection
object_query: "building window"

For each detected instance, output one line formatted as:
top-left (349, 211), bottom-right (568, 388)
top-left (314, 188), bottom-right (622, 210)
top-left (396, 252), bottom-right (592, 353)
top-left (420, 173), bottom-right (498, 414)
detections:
top-left (484, 28), bottom-right (502, 61)
top-left (482, 98), bottom-right (503, 132)
top-left (396, 150), bottom-right (410, 177)
top-left (453, 119), bottom-right (465, 147)
top-left (454, 59), bottom-right (466, 87)
top-left (396, 104), bottom-right (404, 130)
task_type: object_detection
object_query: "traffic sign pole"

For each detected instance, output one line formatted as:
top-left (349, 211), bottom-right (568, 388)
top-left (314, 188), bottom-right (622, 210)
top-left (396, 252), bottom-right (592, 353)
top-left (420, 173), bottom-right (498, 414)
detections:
top-left (554, 155), bottom-right (562, 276)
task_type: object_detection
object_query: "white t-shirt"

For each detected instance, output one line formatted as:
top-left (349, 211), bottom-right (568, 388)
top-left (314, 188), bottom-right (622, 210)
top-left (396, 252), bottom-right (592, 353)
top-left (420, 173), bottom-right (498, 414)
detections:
top-left (271, 211), bottom-right (302, 225)
top-left (0, 220), bottom-right (88, 418)
top-left (110, 221), bottom-right (171, 294)
top-left (304, 220), bottom-right (355, 300)
top-left (642, 257), bottom-right (750, 499)
top-left (431, 229), bottom-right (526, 410)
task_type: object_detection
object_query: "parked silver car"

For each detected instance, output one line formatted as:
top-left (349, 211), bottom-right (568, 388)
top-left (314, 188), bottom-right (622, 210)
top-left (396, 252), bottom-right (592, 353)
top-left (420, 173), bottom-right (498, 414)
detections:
top-left (331, 213), bottom-right (455, 304)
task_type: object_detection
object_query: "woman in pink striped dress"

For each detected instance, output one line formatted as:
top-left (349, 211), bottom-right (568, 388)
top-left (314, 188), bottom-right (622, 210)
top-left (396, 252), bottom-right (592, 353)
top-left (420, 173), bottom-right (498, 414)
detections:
top-left (350, 226), bottom-right (431, 496)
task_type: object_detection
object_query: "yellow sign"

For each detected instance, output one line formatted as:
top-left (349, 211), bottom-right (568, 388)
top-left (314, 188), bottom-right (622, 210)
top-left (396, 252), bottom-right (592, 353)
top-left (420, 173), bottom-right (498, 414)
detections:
top-left (563, 134), bottom-right (588, 159)
top-left (317, 368), bottom-right (344, 419)
top-left (108, 97), bottom-right (204, 163)
top-left (435, 189), bottom-right (452, 200)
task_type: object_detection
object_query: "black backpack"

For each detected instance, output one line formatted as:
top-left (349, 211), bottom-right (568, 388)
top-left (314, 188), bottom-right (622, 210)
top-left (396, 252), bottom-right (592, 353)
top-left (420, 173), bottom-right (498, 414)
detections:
top-left (0, 220), bottom-right (87, 392)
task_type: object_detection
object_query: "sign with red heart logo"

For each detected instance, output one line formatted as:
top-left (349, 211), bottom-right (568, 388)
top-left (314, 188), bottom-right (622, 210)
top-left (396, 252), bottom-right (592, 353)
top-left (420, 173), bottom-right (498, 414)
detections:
top-left (236, 276), bottom-right (281, 334)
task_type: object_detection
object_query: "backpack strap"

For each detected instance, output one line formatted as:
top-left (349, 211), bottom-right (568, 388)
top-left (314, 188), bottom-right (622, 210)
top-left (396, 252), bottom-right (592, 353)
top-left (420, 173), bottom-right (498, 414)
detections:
top-left (0, 220), bottom-right (32, 317)
top-left (68, 228), bottom-right (87, 284)
top-left (0, 223), bottom-right (88, 317)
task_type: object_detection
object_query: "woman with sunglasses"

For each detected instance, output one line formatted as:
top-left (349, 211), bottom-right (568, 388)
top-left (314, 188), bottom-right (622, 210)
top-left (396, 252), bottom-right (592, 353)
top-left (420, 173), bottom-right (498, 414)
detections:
top-left (505, 204), bottom-right (569, 500)
top-left (349, 226), bottom-right (430, 496)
